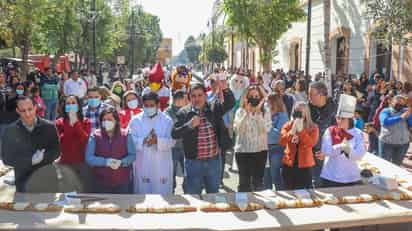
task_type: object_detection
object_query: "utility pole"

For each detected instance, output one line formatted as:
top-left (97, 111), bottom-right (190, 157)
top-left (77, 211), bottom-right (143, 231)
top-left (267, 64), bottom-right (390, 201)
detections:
top-left (129, 10), bottom-right (135, 79)
top-left (305, 0), bottom-right (312, 90)
top-left (92, 0), bottom-right (97, 72)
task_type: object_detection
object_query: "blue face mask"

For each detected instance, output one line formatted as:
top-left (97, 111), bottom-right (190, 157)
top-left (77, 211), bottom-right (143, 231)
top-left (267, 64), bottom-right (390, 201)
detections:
top-left (88, 98), bottom-right (101, 108)
top-left (16, 89), bottom-right (24, 95)
top-left (143, 107), bottom-right (157, 117)
top-left (65, 104), bottom-right (79, 113)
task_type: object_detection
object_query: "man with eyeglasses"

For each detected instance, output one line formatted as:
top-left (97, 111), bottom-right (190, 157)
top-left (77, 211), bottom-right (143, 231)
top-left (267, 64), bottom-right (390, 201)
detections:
top-left (1, 96), bottom-right (60, 192)
top-left (172, 81), bottom-right (235, 194)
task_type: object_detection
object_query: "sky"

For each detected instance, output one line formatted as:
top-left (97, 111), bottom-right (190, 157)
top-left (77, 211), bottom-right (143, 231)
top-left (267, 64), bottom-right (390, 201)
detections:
top-left (139, 0), bottom-right (216, 56)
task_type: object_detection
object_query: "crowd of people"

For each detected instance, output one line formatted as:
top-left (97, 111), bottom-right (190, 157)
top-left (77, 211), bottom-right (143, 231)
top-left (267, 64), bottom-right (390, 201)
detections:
top-left (0, 62), bottom-right (412, 195)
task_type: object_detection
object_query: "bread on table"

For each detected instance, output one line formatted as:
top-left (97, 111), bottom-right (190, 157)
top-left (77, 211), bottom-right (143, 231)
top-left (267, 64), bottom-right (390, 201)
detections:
top-left (30, 203), bottom-right (63, 212)
top-left (85, 203), bottom-right (121, 213)
top-left (165, 204), bottom-right (197, 213)
top-left (127, 204), bottom-right (148, 213)
top-left (200, 202), bottom-right (263, 212)
top-left (64, 204), bottom-right (85, 213)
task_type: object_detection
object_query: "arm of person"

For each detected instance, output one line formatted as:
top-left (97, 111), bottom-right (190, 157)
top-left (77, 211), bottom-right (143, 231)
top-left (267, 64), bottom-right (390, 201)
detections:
top-left (219, 88), bottom-right (235, 115)
top-left (121, 133), bottom-right (136, 167)
top-left (380, 108), bottom-right (402, 126)
top-left (63, 81), bottom-right (69, 96)
top-left (321, 129), bottom-right (342, 157)
top-left (171, 111), bottom-right (195, 139)
top-left (157, 118), bottom-right (176, 152)
top-left (42, 126), bottom-right (61, 164)
top-left (297, 125), bottom-right (319, 148)
top-left (279, 122), bottom-right (294, 146)
top-left (129, 120), bottom-right (145, 152)
top-left (256, 110), bottom-right (272, 134)
top-left (348, 130), bottom-right (366, 161)
top-left (1, 127), bottom-right (32, 168)
top-left (233, 108), bottom-right (248, 134)
top-left (85, 135), bottom-right (109, 167)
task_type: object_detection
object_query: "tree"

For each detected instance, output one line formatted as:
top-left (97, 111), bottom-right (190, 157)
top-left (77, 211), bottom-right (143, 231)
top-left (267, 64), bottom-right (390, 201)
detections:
top-left (0, 0), bottom-right (47, 79)
top-left (184, 36), bottom-right (201, 64)
top-left (223, 0), bottom-right (305, 71)
top-left (365, 0), bottom-right (412, 44)
top-left (207, 47), bottom-right (228, 64)
top-left (32, 0), bottom-right (80, 67)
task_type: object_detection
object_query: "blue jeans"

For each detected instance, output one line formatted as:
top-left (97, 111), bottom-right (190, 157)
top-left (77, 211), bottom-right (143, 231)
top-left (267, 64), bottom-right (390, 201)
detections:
top-left (44, 99), bottom-right (58, 121)
top-left (378, 141), bottom-right (410, 166)
top-left (172, 147), bottom-right (185, 192)
top-left (264, 145), bottom-right (284, 190)
top-left (368, 133), bottom-right (379, 155)
top-left (183, 155), bottom-right (221, 194)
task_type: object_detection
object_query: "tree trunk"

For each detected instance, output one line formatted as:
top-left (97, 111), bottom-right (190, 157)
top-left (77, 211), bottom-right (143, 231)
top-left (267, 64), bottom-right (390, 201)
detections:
top-left (20, 40), bottom-right (30, 81)
top-left (323, 0), bottom-right (332, 95)
top-left (260, 44), bottom-right (272, 72)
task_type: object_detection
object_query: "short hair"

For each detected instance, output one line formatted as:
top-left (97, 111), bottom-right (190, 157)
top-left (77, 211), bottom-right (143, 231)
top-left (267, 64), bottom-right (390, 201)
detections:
top-left (142, 92), bottom-right (159, 103)
top-left (190, 83), bottom-right (206, 93)
top-left (273, 80), bottom-right (286, 88)
top-left (16, 95), bottom-right (36, 107)
top-left (172, 90), bottom-right (186, 100)
top-left (87, 87), bottom-right (100, 94)
top-left (309, 81), bottom-right (328, 96)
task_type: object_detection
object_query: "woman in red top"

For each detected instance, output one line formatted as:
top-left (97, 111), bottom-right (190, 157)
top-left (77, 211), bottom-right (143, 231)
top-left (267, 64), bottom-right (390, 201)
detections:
top-left (119, 91), bottom-right (142, 128)
top-left (56, 95), bottom-right (91, 164)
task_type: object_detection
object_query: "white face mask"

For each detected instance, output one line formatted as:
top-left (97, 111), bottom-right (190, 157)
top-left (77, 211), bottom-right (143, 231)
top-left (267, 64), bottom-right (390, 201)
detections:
top-left (102, 120), bottom-right (115, 131)
top-left (127, 99), bottom-right (139, 109)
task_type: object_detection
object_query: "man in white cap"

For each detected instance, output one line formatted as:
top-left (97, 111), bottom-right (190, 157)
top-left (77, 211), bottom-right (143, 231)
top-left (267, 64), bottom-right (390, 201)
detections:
top-left (316, 94), bottom-right (366, 188)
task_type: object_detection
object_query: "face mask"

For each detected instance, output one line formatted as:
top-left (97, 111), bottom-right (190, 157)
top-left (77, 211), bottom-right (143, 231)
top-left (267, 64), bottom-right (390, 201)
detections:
top-left (127, 99), bottom-right (139, 109)
top-left (113, 86), bottom-right (123, 94)
top-left (88, 98), bottom-right (101, 108)
top-left (143, 107), bottom-right (157, 117)
top-left (393, 104), bottom-right (404, 112)
top-left (65, 104), bottom-right (79, 113)
top-left (102, 120), bottom-right (115, 131)
top-left (248, 97), bottom-right (260, 107)
top-left (16, 89), bottom-right (24, 95)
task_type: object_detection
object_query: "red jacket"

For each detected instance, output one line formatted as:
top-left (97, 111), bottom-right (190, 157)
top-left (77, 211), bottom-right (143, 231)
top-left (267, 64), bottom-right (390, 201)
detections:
top-left (280, 121), bottom-right (319, 168)
top-left (119, 107), bottom-right (142, 128)
top-left (56, 118), bottom-right (91, 164)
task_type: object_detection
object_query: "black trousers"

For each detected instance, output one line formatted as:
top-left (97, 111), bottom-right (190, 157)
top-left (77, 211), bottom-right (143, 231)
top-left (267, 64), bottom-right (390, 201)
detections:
top-left (235, 151), bottom-right (267, 192)
top-left (282, 165), bottom-right (313, 190)
top-left (321, 178), bottom-right (362, 188)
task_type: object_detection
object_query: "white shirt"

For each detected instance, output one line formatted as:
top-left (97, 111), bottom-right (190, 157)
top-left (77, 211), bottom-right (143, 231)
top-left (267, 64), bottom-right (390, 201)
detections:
top-left (233, 108), bottom-right (272, 153)
top-left (320, 127), bottom-right (366, 183)
top-left (64, 78), bottom-right (87, 98)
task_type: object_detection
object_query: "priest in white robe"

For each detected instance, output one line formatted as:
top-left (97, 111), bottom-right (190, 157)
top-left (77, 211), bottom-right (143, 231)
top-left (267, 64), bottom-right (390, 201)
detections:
top-left (129, 92), bottom-right (175, 195)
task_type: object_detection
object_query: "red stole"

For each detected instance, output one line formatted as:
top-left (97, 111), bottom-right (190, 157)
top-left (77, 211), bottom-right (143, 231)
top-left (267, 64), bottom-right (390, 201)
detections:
top-left (329, 126), bottom-right (353, 145)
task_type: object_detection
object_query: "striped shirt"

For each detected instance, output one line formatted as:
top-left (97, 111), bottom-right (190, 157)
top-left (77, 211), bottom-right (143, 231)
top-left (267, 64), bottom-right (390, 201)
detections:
top-left (196, 111), bottom-right (218, 159)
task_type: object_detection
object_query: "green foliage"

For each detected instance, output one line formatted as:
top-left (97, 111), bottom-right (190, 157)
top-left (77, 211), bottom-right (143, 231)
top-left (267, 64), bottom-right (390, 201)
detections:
top-left (0, 0), bottom-right (163, 69)
top-left (207, 47), bottom-right (228, 64)
top-left (223, 0), bottom-right (305, 69)
top-left (184, 36), bottom-right (201, 64)
top-left (365, 0), bottom-right (412, 44)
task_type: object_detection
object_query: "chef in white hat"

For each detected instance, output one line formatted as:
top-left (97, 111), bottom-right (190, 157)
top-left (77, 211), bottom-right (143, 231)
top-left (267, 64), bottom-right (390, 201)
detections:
top-left (317, 94), bottom-right (366, 188)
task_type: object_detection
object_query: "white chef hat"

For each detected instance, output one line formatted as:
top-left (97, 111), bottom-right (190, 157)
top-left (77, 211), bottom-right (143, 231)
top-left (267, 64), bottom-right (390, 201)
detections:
top-left (337, 94), bottom-right (357, 118)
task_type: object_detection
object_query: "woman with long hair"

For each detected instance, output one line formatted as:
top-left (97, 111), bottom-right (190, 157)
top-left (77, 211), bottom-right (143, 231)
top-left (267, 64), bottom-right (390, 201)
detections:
top-left (85, 107), bottom-right (136, 193)
top-left (280, 101), bottom-right (319, 190)
top-left (56, 95), bottom-right (91, 165)
top-left (233, 85), bottom-right (272, 192)
top-left (264, 93), bottom-right (289, 190)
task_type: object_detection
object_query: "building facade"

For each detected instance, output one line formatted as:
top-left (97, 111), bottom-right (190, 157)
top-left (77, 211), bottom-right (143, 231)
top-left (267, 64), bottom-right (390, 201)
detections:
top-left (273, 0), bottom-right (411, 83)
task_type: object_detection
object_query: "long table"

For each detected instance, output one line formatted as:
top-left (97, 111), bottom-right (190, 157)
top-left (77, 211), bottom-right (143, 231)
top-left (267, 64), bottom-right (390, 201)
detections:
top-left (1, 154), bottom-right (412, 231)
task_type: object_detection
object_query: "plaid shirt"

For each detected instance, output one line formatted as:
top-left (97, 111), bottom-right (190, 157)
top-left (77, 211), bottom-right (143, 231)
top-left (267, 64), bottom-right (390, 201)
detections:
top-left (83, 104), bottom-right (105, 132)
top-left (196, 110), bottom-right (218, 160)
